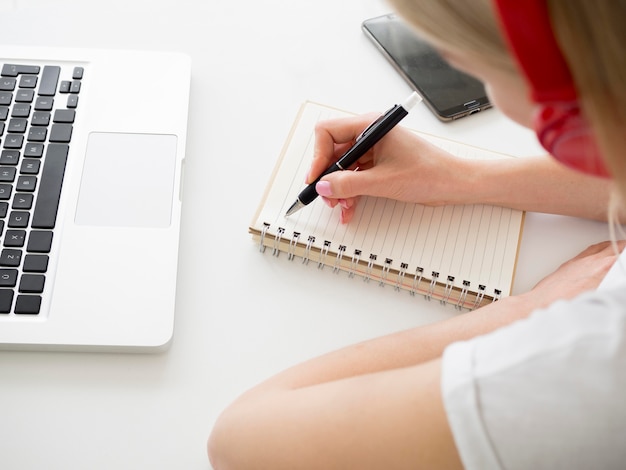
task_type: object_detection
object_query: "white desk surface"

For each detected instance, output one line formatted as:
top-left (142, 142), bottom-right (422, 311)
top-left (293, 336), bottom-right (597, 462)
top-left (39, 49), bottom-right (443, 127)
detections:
top-left (0, 0), bottom-right (611, 468)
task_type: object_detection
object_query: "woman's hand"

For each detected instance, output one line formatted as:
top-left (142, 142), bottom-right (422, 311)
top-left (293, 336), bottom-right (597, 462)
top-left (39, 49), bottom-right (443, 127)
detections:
top-left (308, 114), bottom-right (618, 224)
top-left (516, 240), bottom-right (626, 310)
top-left (308, 114), bottom-right (469, 223)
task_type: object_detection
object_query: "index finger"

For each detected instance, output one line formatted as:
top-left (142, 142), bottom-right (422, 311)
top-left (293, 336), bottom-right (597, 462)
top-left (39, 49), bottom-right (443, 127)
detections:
top-left (307, 113), bottom-right (380, 184)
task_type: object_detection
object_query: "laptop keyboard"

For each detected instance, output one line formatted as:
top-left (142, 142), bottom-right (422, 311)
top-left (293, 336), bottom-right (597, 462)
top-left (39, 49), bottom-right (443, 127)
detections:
top-left (0, 62), bottom-right (81, 315)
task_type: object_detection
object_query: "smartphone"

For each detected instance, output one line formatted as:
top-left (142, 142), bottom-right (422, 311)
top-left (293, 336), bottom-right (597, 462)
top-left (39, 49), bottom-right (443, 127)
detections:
top-left (362, 13), bottom-right (491, 121)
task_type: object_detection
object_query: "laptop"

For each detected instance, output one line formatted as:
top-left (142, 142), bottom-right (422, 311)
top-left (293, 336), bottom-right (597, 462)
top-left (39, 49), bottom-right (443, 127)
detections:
top-left (0, 46), bottom-right (191, 352)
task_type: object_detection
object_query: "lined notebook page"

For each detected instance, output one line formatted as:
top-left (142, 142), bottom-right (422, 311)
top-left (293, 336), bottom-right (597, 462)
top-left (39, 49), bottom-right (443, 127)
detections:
top-left (250, 101), bottom-right (524, 309)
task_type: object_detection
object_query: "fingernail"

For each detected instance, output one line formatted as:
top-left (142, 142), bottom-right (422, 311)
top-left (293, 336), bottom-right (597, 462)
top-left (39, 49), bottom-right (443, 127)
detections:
top-left (316, 181), bottom-right (332, 197)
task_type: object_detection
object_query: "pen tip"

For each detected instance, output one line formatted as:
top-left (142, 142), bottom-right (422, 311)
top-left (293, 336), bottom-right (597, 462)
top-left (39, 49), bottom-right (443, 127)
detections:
top-left (285, 199), bottom-right (305, 217)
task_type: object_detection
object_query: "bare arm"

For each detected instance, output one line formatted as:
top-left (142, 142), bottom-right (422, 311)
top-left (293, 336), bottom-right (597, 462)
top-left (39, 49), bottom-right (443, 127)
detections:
top-left (208, 242), bottom-right (623, 470)
top-left (308, 117), bottom-right (616, 223)
top-left (458, 155), bottom-right (615, 221)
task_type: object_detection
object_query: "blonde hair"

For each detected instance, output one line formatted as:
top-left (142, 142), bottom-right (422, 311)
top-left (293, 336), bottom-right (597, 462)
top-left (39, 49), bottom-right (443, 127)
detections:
top-left (387, 0), bottom-right (513, 71)
top-left (389, 0), bottom-right (626, 217)
top-left (550, 1), bottom-right (626, 204)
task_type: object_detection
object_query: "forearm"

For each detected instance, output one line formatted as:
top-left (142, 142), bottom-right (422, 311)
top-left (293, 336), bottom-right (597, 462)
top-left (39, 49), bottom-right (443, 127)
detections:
top-left (454, 155), bottom-right (615, 221)
top-left (209, 241), bottom-right (621, 469)
top-left (243, 240), bottom-right (622, 395)
top-left (304, 125), bottom-right (617, 223)
top-left (242, 294), bottom-right (531, 395)
top-left (208, 295), bottom-right (529, 469)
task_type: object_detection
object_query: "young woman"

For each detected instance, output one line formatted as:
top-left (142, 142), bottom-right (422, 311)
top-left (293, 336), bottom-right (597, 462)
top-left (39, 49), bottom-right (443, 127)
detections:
top-left (208, 1), bottom-right (626, 468)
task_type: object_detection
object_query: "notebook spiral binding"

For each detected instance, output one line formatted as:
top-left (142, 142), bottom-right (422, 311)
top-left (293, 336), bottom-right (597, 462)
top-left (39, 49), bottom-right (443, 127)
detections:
top-left (257, 223), bottom-right (499, 311)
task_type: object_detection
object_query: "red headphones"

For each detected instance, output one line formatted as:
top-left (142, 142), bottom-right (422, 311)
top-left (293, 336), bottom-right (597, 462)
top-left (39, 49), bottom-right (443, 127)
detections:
top-left (493, 0), bottom-right (610, 178)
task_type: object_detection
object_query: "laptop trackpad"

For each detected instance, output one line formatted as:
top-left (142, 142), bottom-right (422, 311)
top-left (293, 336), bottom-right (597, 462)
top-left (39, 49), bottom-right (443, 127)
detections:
top-left (75, 132), bottom-right (177, 228)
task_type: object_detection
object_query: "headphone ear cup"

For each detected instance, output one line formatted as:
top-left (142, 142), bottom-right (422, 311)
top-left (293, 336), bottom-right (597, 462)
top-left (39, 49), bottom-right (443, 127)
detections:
top-left (534, 104), bottom-right (609, 177)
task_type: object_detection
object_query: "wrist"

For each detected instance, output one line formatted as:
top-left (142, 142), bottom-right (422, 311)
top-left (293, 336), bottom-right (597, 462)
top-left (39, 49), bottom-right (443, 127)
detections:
top-left (470, 293), bottom-right (540, 329)
top-left (443, 158), bottom-right (491, 205)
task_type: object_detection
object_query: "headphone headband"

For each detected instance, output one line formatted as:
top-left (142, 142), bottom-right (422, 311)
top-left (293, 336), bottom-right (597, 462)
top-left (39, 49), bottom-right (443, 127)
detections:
top-left (493, 0), bottom-right (576, 103)
top-left (492, 0), bottom-right (609, 177)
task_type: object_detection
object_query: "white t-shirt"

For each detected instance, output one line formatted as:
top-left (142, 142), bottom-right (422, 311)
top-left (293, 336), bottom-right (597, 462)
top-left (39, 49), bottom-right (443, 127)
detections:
top-left (442, 251), bottom-right (626, 470)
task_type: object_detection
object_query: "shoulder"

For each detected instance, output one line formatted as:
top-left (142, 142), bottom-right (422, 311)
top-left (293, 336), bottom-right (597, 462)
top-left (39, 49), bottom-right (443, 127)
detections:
top-left (442, 285), bottom-right (626, 470)
top-left (451, 283), bottom-right (626, 372)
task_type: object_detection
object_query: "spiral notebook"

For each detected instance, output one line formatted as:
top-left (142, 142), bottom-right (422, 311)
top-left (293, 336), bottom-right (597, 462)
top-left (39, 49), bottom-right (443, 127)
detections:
top-left (250, 101), bottom-right (524, 310)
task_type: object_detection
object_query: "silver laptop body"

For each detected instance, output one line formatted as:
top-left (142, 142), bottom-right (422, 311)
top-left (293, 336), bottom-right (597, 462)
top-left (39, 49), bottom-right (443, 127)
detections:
top-left (0, 46), bottom-right (191, 351)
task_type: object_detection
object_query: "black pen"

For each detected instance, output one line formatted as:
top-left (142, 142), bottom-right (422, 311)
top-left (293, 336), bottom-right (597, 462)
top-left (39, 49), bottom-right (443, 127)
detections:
top-left (285, 92), bottom-right (422, 217)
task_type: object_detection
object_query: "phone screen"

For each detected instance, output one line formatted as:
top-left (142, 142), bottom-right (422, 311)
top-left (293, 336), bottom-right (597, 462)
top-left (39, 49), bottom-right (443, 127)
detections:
top-left (362, 14), bottom-right (491, 121)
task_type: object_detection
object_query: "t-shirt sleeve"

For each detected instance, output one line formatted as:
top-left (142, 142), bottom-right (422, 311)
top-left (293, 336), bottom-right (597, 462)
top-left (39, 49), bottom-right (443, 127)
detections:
top-left (441, 285), bottom-right (626, 470)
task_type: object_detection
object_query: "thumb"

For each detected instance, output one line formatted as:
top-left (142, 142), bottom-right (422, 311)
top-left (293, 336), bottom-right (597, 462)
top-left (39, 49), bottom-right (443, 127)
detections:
top-left (316, 169), bottom-right (378, 200)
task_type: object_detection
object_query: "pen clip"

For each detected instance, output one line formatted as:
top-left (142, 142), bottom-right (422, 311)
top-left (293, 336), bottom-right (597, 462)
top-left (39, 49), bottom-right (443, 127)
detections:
top-left (355, 105), bottom-right (396, 142)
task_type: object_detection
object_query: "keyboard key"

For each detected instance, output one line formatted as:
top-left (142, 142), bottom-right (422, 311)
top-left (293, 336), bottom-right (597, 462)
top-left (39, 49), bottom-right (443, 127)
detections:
top-left (15, 89), bottom-right (34, 102)
top-left (0, 91), bottom-right (13, 106)
top-left (0, 92), bottom-right (11, 106)
top-left (0, 150), bottom-right (19, 164)
top-left (38, 66), bottom-right (60, 96)
top-left (8, 118), bottom-right (27, 133)
top-left (16, 175), bottom-right (37, 192)
top-left (24, 143), bottom-right (44, 157)
top-left (23, 254), bottom-right (48, 273)
top-left (72, 67), bottom-right (84, 79)
top-left (32, 144), bottom-right (68, 229)
top-left (12, 193), bottom-right (33, 209)
top-left (8, 211), bottom-right (29, 228)
top-left (19, 75), bottom-right (38, 88)
top-left (20, 159), bottom-right (40, 175)
top-left (0, 167), bottom-right (16, 182)
top-left (4, 229), bottom-right (25, 247)
top-left (34, 96), bottom-right (53, 111)
top-left (0, 98), bottom-right (6, 113)
top-left (14, 295), bottom-right (41, 314)
top-left (53, 109), bottom-right (75, 123)
top-left (0, 268), bottom-right (18, 286)
top-left (0, 184), bottom-right (12, 199)
top-left (0, 172), bottom-right (15, 188)
top-left (31, 111), bottom-right (50, 126)
top-left (0, 78), bottom-right (16, 91)
top-left (0, 288), bottom-right (14, 313)
top-left (27, 127), bottom-right (47, 142)
top-left (49, 123), bottom-right (72, 142)
top-left (0, 249), bottom-right (22, 267)
top-left (3, 134), bottom-right (23, 149)
top-left (27, 230), bottom-right (53, 253)
top-left (66, 95), bottom-right (78, 108)
top-left (1, 64), bottom-right (40, 77)
top-left (19, 274), bottom-right (45, 293)
top-left (11, 103), bottom-right (30, 117)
